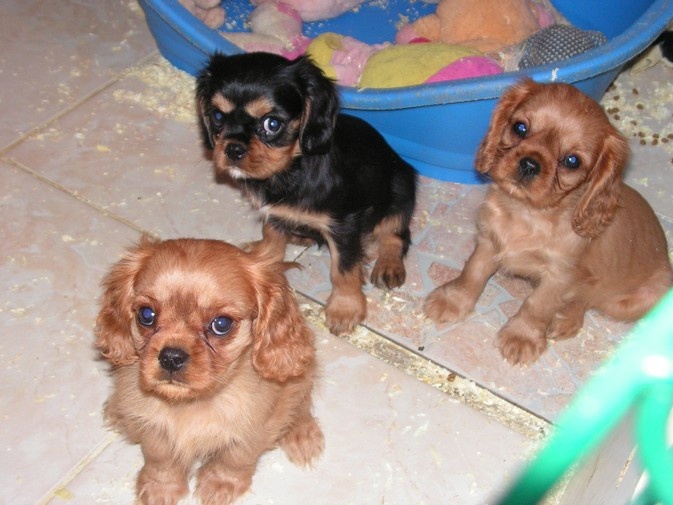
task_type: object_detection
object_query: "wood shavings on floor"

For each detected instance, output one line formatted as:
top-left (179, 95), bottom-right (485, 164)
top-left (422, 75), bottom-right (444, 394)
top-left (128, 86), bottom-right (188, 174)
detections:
top-left (299, 296), bottom-right (551, 442)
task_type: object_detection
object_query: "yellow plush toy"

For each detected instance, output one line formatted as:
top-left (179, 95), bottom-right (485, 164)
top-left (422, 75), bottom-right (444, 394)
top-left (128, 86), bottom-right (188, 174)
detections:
top-left (359, 43), bottom-right (481, 88)
top-left (308, 34), bottom-right (502, 89)
top-left (307, 33), bottom-right (389, 86)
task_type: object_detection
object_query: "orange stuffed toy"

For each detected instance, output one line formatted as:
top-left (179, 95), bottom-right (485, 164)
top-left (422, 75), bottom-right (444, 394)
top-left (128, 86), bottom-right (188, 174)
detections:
top-left (396, 0), bottom-right (556, 54)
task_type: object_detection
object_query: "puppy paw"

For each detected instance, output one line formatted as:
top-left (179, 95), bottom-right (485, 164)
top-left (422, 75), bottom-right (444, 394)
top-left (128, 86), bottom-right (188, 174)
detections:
top-left (239, 240), bottom-right (256, 253)
top-left (547, 303), bottom-right (585, 341)
top-left (497, 323), bottom-right (548, 365)
top-left (423, 283), bottom-right (475, 323)
top-left (325, 291), bottom-right (366, 335)
top-left (371, 257), bottom-right (406, 289)
top-left (242, 238), bottom-right (287, 263)
top-left (280, 415), bottom-right (325, 467)
top-left (195, 465), bottom-right (253, 505)
top-left (137, 467), bottom-right (188, 505)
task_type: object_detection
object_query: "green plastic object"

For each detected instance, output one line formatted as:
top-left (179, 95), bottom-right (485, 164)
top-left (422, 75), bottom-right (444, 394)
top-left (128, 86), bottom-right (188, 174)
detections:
top-left (497, 288), bottom-right (673, 505)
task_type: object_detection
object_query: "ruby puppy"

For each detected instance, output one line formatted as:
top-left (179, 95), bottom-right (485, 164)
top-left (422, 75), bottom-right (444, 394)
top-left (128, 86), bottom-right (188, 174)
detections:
top-left (425, 79), bottom-right (672, 365)
top-left (95, 237), bottom-right (323, 504)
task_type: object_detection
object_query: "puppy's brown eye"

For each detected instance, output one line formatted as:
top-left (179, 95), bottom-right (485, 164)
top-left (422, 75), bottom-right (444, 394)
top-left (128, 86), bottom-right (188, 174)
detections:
top-left (138, 307), bottom-right (156, 327)
top-left (261, 117), bottom-right (281, 135)
top-left (210, 316), bottom-right (233, 336)
top-left (513, 121), bottom-right (528, 138)
top-left (562, 155), bottom-right (580, 169)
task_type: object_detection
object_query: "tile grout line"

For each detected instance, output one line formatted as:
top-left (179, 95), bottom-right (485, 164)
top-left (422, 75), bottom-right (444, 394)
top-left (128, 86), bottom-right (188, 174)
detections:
top-left (0, 50), bottom-right (164, 239)
top-left (0, 50), bottom-right (159, 157)
top-left (296, 294), bottom-right (552, 441)
top-left (36, 432), bottom-right (120, 505)
top-left (2, 156), bottom-right (153, 238)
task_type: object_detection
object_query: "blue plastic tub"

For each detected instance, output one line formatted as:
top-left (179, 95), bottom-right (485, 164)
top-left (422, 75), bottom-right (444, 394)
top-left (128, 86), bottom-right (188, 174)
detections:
top-left (138, 0), bottom-right (673, 183)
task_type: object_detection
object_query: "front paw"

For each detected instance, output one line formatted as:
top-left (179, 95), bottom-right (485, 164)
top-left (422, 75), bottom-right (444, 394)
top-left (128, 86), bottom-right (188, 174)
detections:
top-left (195, 465), bottom-right (253, 505)
top-left (424, 282), bottom-right (476, 323)
top-left (371, 256), bottom-right (406, 289)
top-left (280, 415), bottom-right (324, 467)
top-left (547, 302), bottom-right (585, 341)
top-left (325, 291), bottom-right (366, 335)
top-left (497, 321), bottom-right (548, 365)
top-left (136, 466), bottom-right (188, 505)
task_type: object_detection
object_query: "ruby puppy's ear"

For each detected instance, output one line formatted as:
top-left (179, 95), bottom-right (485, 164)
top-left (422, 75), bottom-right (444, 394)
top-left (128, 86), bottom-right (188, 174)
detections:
top-left (572, 129), bottom-right (629, 238)
top-left (248, 249), bottom-right (315, 382)
top-left (95, 236), bottom-right (157, 366)
top-left (475, 78), bottom-right (540, 174)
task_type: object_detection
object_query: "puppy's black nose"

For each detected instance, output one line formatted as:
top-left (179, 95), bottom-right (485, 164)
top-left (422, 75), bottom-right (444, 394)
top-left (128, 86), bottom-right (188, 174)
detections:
top-left (158, 347), bottom-right (189, 373)
top-left (225, 142), bottom-right (247, 161)
top-left (519, 157), bottom-right (540, 177)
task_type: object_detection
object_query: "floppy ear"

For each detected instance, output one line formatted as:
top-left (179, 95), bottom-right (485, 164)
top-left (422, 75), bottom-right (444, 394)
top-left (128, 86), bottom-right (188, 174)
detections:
top-left (475, 78), bottom-right (540, 174)
top-left (572, 129), bottom-right (629, 238)
top-left (293, 56), bottom-right (340, 155)
top-left (195, 81), bottom-right (216, 151)
top-left (195, 56), bottom-right (220, 151)
top-left (95, 236), bottom-right (157, 366)
top-left (248, 250), bottom-right (315, 382)
top-left (196, 97), bottom-right (216, 151)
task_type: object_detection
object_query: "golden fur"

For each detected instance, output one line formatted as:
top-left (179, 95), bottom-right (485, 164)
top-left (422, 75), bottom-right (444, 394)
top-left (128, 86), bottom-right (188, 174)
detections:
top-left (95, 237), bottom-right (323, 504)
top-left (425, 79), bottom-right (673, 365)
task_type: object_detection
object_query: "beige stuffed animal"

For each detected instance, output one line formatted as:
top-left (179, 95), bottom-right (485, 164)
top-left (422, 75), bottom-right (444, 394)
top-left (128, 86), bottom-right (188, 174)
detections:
top-left (396, 0), bottom-right (552, 54)
top-left (179, 0), bottom-right (226, 29)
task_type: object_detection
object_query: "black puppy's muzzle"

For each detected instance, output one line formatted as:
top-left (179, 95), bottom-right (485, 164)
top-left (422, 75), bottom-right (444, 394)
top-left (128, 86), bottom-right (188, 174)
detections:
top-left (225, 142), bottom-right (248, 161)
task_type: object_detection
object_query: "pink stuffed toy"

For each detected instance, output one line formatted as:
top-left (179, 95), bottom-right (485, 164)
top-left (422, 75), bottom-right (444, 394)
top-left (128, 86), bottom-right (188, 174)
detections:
top-left (222, 1), bottom-right (310, 58)
top-left (178, 0), bottom-right (226, 29)
top-left (250, 0), bottom-right (366, 22)
top-left (306, 33), bottom-right (389, 87)
top-left (426, 55), bottom-right (502, 83)
top-left (222, 0), bottom-right (368, 58)
top-left (396, 0), bottom-right (556, 54)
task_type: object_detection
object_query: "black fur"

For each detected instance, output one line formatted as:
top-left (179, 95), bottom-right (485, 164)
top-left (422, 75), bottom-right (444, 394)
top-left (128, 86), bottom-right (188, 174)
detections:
top-left (658, 30), bottom-right (673, 63)
top-left (196, 52), bottom-right (417, 277)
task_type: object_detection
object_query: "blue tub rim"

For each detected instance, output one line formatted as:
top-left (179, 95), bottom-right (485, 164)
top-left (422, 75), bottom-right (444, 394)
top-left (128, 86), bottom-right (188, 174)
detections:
top-left (140, 0), bottom-right (673, 109)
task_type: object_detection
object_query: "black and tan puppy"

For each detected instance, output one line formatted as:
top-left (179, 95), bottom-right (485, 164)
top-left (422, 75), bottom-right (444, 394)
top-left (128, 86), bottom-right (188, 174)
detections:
top-left (196, 52), bottom-right (417, 335)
